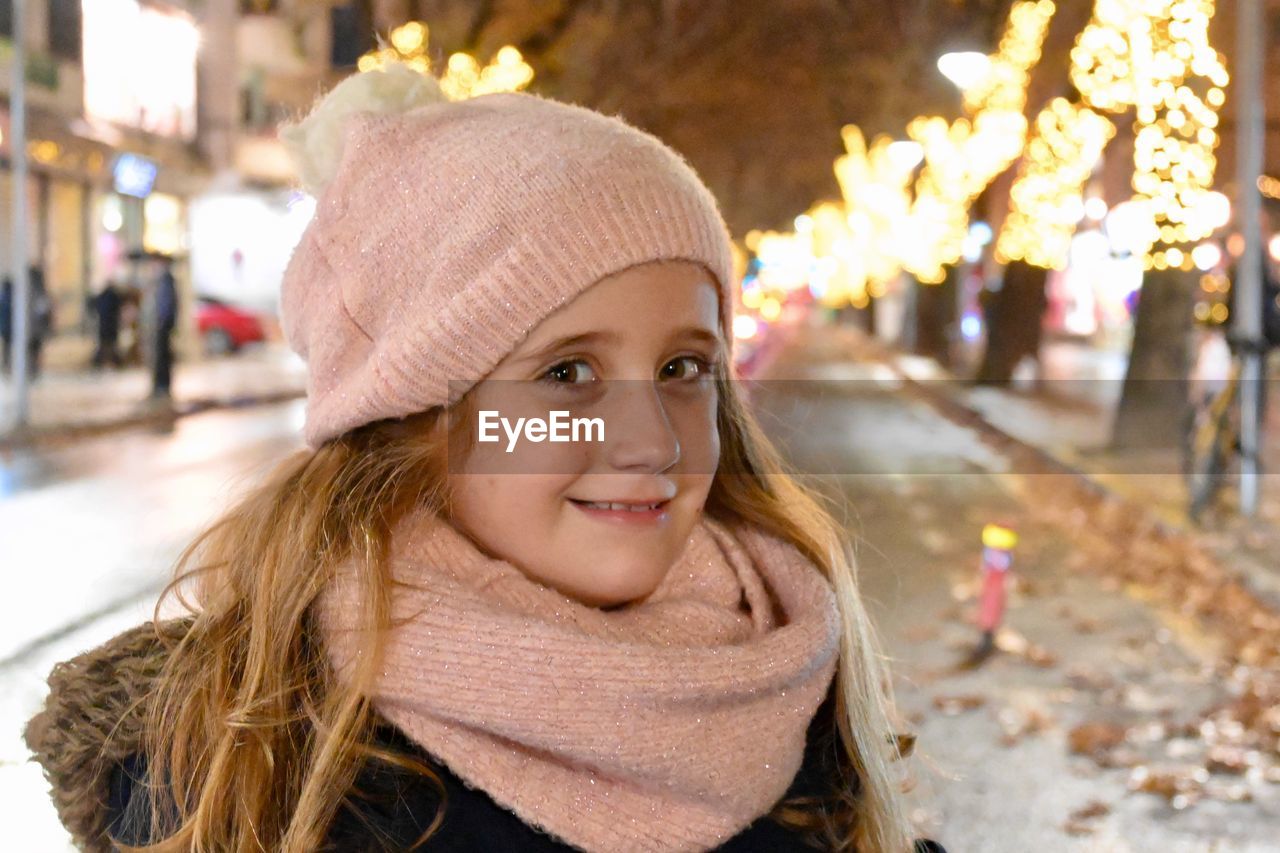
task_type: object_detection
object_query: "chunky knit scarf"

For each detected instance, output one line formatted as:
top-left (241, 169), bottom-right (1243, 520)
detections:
top-left (318, 511), bottom-right (840, 853)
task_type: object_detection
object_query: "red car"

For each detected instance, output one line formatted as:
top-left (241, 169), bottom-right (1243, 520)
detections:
top-left (194, 296), bottom-right (266, 355)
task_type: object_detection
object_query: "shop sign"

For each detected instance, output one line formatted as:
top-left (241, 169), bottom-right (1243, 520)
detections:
top-left (113, 153), bottom-right (159, 198)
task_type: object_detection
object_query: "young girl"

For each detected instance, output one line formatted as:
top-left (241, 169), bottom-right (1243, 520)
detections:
top-left (27, 63), bottom-right (940, 852)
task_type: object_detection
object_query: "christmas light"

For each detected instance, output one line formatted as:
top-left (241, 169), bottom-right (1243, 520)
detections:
top-left (995, 99), bottom-right (1116, 270)
top-left (358, 23), bottom-right (534, 100)
top-left (1071, 0), bottom-right (1228, 268)
top-left (754, 0), bottom-right (1058, 297)
top-left (832, 126), bottom-right (918, 303)
top-left (904, 0), bottom-right (1057, 281)
top-left (440, 46), bottom-right (535, 100)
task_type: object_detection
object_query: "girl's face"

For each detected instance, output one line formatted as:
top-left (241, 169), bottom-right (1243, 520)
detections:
top-left (446, 261), bottom-right (722, 607)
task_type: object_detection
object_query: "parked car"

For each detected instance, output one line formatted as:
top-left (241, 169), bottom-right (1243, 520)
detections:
top-left (194, 296), bottom-right (266, 355)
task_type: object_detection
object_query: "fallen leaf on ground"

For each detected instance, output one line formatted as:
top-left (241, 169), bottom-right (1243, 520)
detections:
top-left (932, 694), bottom-right (987, 716)
top-left (997, 706), bottom-right (1054, 746)
top-left (1205, 745), bottom-right (1250, 775)
top-left (1068, 800), bottom-right (1111, 822)
top-left (1128, 765), bottom-right (1207, 809)
top-left (1068, 722), bottom-right (1127, 758)
top-left (1062, 819), bottom-right (1096, 837)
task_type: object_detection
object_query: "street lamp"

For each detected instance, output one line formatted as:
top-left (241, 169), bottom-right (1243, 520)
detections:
top-left (937, 51), bottom-right (992, 91)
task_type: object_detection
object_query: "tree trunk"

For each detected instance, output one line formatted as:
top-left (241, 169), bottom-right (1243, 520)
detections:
top-left (1111, 267), bottom-right (1196, 450)
top-left (975, 260), bottom-right (1049, 384)
top-left (912, 267), bottom-right (958, 366)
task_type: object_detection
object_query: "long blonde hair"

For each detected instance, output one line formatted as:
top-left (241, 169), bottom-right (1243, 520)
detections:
top-left (131, 375), bottom-right (915, 852)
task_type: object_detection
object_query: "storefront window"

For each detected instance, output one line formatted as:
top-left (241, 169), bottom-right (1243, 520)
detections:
top-left (143, 193), bottom-right (186, 256)
top-left (47, 179), bottom-right (87, 329)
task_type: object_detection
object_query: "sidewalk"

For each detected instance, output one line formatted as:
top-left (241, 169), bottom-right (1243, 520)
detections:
top-left (0, 337), bottom-right (307, 448)
top-left (759, 326), bottom-right (1280, 848)
top-left (798, 323), bottom-right (1280, 611)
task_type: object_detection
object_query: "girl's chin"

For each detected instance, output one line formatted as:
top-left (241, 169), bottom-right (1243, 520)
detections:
top-left (546, 565), bottom-right (671, 609)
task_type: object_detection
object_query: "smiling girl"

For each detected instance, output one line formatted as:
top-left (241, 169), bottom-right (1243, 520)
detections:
top-left (27, 63), bottom-right (939, 852)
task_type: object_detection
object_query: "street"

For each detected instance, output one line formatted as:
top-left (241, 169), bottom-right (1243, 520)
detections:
top-left (3, 336), bottom-right (1279, 851)
top-left (0, 401), bottom-right (307, 850)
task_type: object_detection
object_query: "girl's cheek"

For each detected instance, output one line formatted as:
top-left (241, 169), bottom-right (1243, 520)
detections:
top-left (668, 395), bottom-right (720, 476)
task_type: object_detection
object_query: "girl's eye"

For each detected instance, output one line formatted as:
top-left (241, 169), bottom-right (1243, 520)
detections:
top-left (542, 359), bottom-right (597, 384)
top-left (660, 355), bottom-right (714, 381)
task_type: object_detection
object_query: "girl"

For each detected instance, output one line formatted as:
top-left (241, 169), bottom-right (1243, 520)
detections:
top-left (26, 63), bottom-right (940, 852)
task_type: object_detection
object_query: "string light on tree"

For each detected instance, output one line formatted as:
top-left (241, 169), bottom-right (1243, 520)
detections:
top-left (961, 0), bottom-right (1059, 114)
top-left (904, 0), bottom-right (1057, 282)
top-left (358, 23), bottom-right (534, 101)
top-left (832, 126), bottom-right (919, 304)
top-left (996, 99), bottom-right (1116, 270)
top-left (439, 46), bottom-right (535, 100)
top-left (1070, 0), bottom-right (1228, 269)
top-left (358, 21), bottom-right (431, 74)
top-left (749, 0), bottom-right (1057, 295)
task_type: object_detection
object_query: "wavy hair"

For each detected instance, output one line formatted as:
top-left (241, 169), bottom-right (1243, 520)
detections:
top-left (128, 373), bottom-right (915, 852)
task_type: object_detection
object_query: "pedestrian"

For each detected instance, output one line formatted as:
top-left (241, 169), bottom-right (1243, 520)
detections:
top-left (25, 63), bottom-right (944, 853)
top-left (2, 267), bottom-right (53, 378)
top-left (89, 276), bottom-right (125, 369)
top-left (149, 254), bottom-right (178, 397)
top-left (0, 276), bottom-right (10, 373)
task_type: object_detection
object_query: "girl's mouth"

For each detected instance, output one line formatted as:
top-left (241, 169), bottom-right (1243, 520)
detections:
top-left (568, 498), bottom-right (671, 524)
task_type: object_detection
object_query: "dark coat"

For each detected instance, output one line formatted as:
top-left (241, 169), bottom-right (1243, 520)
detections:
top-left (91, 285), bottom-right (123, 341)
top-left (154, 269), bottom-right (178, 332)
top-left (0, 269), bottom-right (53, 341)
top-left (27, 621), bottom-right (947, 853)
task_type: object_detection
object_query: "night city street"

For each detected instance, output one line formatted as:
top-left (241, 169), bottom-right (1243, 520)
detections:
top-left (4, 1), bottom-right (1280, 851)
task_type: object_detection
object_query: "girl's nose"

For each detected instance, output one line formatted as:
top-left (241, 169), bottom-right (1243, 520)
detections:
top-left (601, 382), bottom-right (681, 473)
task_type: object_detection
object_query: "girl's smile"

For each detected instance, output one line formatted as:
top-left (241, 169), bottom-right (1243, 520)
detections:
top-left (567, 496), bottom-right (673, 524)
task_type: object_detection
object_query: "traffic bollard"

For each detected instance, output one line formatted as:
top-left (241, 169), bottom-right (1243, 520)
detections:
top-left (969, 522), bottom-right (1017, 665)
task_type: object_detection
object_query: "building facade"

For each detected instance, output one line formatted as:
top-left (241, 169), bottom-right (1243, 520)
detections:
top-left (0, 0), bottom-right (208, 341)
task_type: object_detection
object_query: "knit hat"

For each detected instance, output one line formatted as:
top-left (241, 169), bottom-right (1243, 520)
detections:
top-left (279, 63), bottom-right (735, 448)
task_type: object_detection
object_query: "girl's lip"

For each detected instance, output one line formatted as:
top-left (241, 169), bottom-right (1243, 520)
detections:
top-left (568, 498), bottom-right (671, 524)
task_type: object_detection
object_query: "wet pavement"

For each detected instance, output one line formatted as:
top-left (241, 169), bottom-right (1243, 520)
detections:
top-left (756, 333), bottom-right (1279, 852)
top-left (2, 334), bottom-right (1277, 850)
top-left (1, 400), bottom-right (307, 850)
top-left (0, 343), bottom-right (306, 440)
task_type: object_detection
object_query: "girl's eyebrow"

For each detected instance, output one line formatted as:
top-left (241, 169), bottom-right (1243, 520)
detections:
top-left (513, 331), bottom-right (620, 364)
top-left (669, 328), bottom-right (720, 348)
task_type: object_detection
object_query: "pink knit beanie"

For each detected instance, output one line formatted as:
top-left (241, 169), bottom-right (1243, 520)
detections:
top-left (279, 66), bottom-right (735, 448)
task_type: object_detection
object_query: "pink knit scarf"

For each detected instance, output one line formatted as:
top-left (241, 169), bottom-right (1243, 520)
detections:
top-left (318, 511), bottom-right (840, 852)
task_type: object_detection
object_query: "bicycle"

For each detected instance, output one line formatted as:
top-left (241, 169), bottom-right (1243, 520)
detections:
top-left (1182, 359), bottom-right (1240, 522)
top-left (1182, 337), bottom-right (1270, 521)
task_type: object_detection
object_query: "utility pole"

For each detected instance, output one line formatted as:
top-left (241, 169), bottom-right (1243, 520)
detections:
top-left (1236, 0), bottom-right (1266, 517)
top-left (9, 0), bottom-right (30, 426)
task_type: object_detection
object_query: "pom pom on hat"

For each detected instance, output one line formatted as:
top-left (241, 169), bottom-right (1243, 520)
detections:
top-left (279, 62), bottom-right (448, 197)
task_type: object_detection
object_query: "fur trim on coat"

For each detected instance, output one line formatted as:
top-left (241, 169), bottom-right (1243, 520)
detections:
top-left (23, 620), bottom-right (191, 852)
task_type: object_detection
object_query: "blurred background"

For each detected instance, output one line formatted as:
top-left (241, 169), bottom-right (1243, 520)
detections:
top-left (2, 1), bottom-right (1279, 850)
